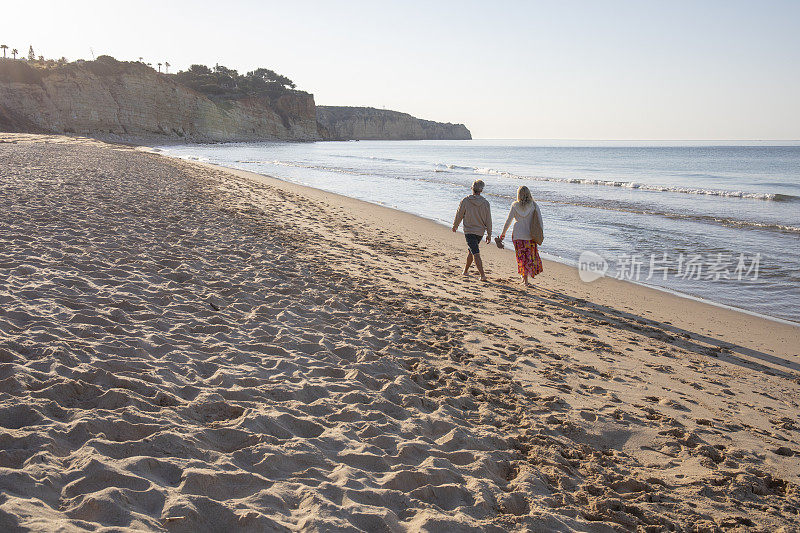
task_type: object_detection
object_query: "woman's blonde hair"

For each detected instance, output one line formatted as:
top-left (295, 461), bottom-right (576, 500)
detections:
top-left (517, 186), bottom-right (533, 206)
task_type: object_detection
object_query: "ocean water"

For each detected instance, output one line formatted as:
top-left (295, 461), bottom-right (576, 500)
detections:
top-left (154, 140), bottom-right (800, 323)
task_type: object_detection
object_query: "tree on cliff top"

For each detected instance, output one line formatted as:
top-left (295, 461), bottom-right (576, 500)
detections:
top-left (86, 55), bottom-right (149, 76)
top-left (1, 45), bottom-right (7, 59)
top-left (27, 46), bottom-right (35, 62)
top-left (245, 68), bottom-right (296, 90)
top-left (174, 63), bottom-right (298, 99)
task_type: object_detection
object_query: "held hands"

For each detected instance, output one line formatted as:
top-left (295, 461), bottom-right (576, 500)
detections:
top-left (451, 226), bottom-right (457, 233)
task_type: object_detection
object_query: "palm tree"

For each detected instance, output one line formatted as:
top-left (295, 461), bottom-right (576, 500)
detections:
top-left (138, 57), bottom-right (143, 62)
top-left (0, 45), bottom-right (7, 58)
top-left (157, 62), bottom-right (162, 73)
top-left (11, 48), bottom-right (18, 59)
top-left (164, 61), bottom-right (170, 74)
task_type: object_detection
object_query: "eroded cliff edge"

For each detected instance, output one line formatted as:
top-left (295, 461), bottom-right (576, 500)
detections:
top-left (0, 57), bottom-right (472, 142)
top-left (316, 106), bottom-right (471, 140)
top-left (0, 59), bottom-right (320, 142)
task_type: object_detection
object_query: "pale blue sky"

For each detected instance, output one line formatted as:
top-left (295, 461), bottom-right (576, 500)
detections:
top-left (4, 0), bottom-right (799, 139)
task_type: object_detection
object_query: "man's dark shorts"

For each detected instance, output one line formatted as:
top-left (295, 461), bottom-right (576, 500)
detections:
top-left (465, 233), bottom-right (482, 255)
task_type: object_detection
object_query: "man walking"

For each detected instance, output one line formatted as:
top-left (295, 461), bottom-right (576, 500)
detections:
top-left (452, 179), bottom-right (492, 282)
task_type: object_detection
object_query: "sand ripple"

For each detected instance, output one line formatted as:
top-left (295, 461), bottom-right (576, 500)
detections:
top-left (0, 136), bottom-right (797, 531)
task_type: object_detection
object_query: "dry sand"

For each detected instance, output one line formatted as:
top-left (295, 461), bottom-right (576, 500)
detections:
top-left (0, 133), bottom-right (798, 532)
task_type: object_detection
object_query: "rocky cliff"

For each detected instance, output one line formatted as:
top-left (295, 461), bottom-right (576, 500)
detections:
top-left (0, 58), bottom-right (472, 143)
top-left (0, 59), bottom-right (320, 142)
top-left (316, 106), bottom-right (471, 141)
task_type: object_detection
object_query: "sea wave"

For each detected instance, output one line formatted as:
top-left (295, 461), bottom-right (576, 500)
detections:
top-left (236, 159), bottom-right (373, 177)
top-left (478, 192), bottom-right (800, 234)
top-left (327, 154), bottom-right (404, 163)
top-left (467, 167), bottom-right (798, 202)
top-left (231, 156), bottom-right (799, 205)
top-left (237, 157), bottom-right (800, 234)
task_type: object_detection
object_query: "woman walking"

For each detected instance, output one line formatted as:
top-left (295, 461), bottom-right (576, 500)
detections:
top-left (499, 186), bottom-right (543, 286)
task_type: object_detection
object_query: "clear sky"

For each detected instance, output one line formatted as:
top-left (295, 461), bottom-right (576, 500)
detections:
top-left (3, 0), bottom-right (799, 139)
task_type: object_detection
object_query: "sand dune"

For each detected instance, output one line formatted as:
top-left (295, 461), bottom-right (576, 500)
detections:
top-left (0, 134), bottom-right (798, 531)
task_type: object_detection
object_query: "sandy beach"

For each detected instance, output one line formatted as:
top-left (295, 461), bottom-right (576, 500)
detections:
top-left (1, 134), bottom-right (798, 532)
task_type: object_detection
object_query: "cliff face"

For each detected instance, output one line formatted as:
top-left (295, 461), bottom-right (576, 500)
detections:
top-left (0, 59), bottom-right (473, 143)
top-left (316, 106), bottom-right (471, 141)
top-left (0, 64), bottom-right (320, 142)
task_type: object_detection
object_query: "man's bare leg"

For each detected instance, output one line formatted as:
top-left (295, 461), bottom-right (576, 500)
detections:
top-left (463, 252), bottom-right (474, 275)
top-left (474, 254), bottom-right (488, 282)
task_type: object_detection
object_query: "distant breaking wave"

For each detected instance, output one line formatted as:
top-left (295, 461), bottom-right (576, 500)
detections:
top-left (435, 164), bottom-right (798, 202)
top-left (304, 155), bottom-right (797, 202)
top-left (236, 158), bottom-right (799, 205)
top-left (236, 159), bottom-right (371, 177)
top-left (232, 158), bottom-right (800, 234)
top-left (476, 191), bottom-right (800, 234)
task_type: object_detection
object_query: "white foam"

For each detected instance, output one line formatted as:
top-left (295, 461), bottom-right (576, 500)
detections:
top-left (469, 166), bottom-right (791, 202)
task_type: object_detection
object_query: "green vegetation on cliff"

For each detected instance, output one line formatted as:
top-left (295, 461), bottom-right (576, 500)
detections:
top-left (0, 55), bottom-right (305, 100)
top-left (174, 64), bottom-right (299, 99)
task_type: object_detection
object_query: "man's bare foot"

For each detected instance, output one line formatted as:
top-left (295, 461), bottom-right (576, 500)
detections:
top-left (480, 277), bottom-right (488, 282)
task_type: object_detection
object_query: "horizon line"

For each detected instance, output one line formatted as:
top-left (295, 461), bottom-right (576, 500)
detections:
top-left (469, 138), bottom-right (800, 142)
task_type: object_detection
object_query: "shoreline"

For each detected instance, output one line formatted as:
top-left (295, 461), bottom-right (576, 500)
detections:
top-left (180, 154), bottom-right (800, 370)
top-left (148, 144), bottom-right (800, 326)
top-left (173, 156), bottom-right (800, 356)
top-left (139, 137), bottom-right (800, 367)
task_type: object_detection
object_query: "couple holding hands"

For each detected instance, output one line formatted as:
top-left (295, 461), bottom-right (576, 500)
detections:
top-left (452, 179), bottom-right (543, 286)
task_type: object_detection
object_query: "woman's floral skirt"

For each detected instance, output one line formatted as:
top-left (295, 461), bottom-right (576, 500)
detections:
top-left (513, 239), bottom-right (543, 278)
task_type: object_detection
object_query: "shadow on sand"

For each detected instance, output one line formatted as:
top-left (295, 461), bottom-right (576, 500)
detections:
top-left (494, 280), bottom-right (800, 380)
